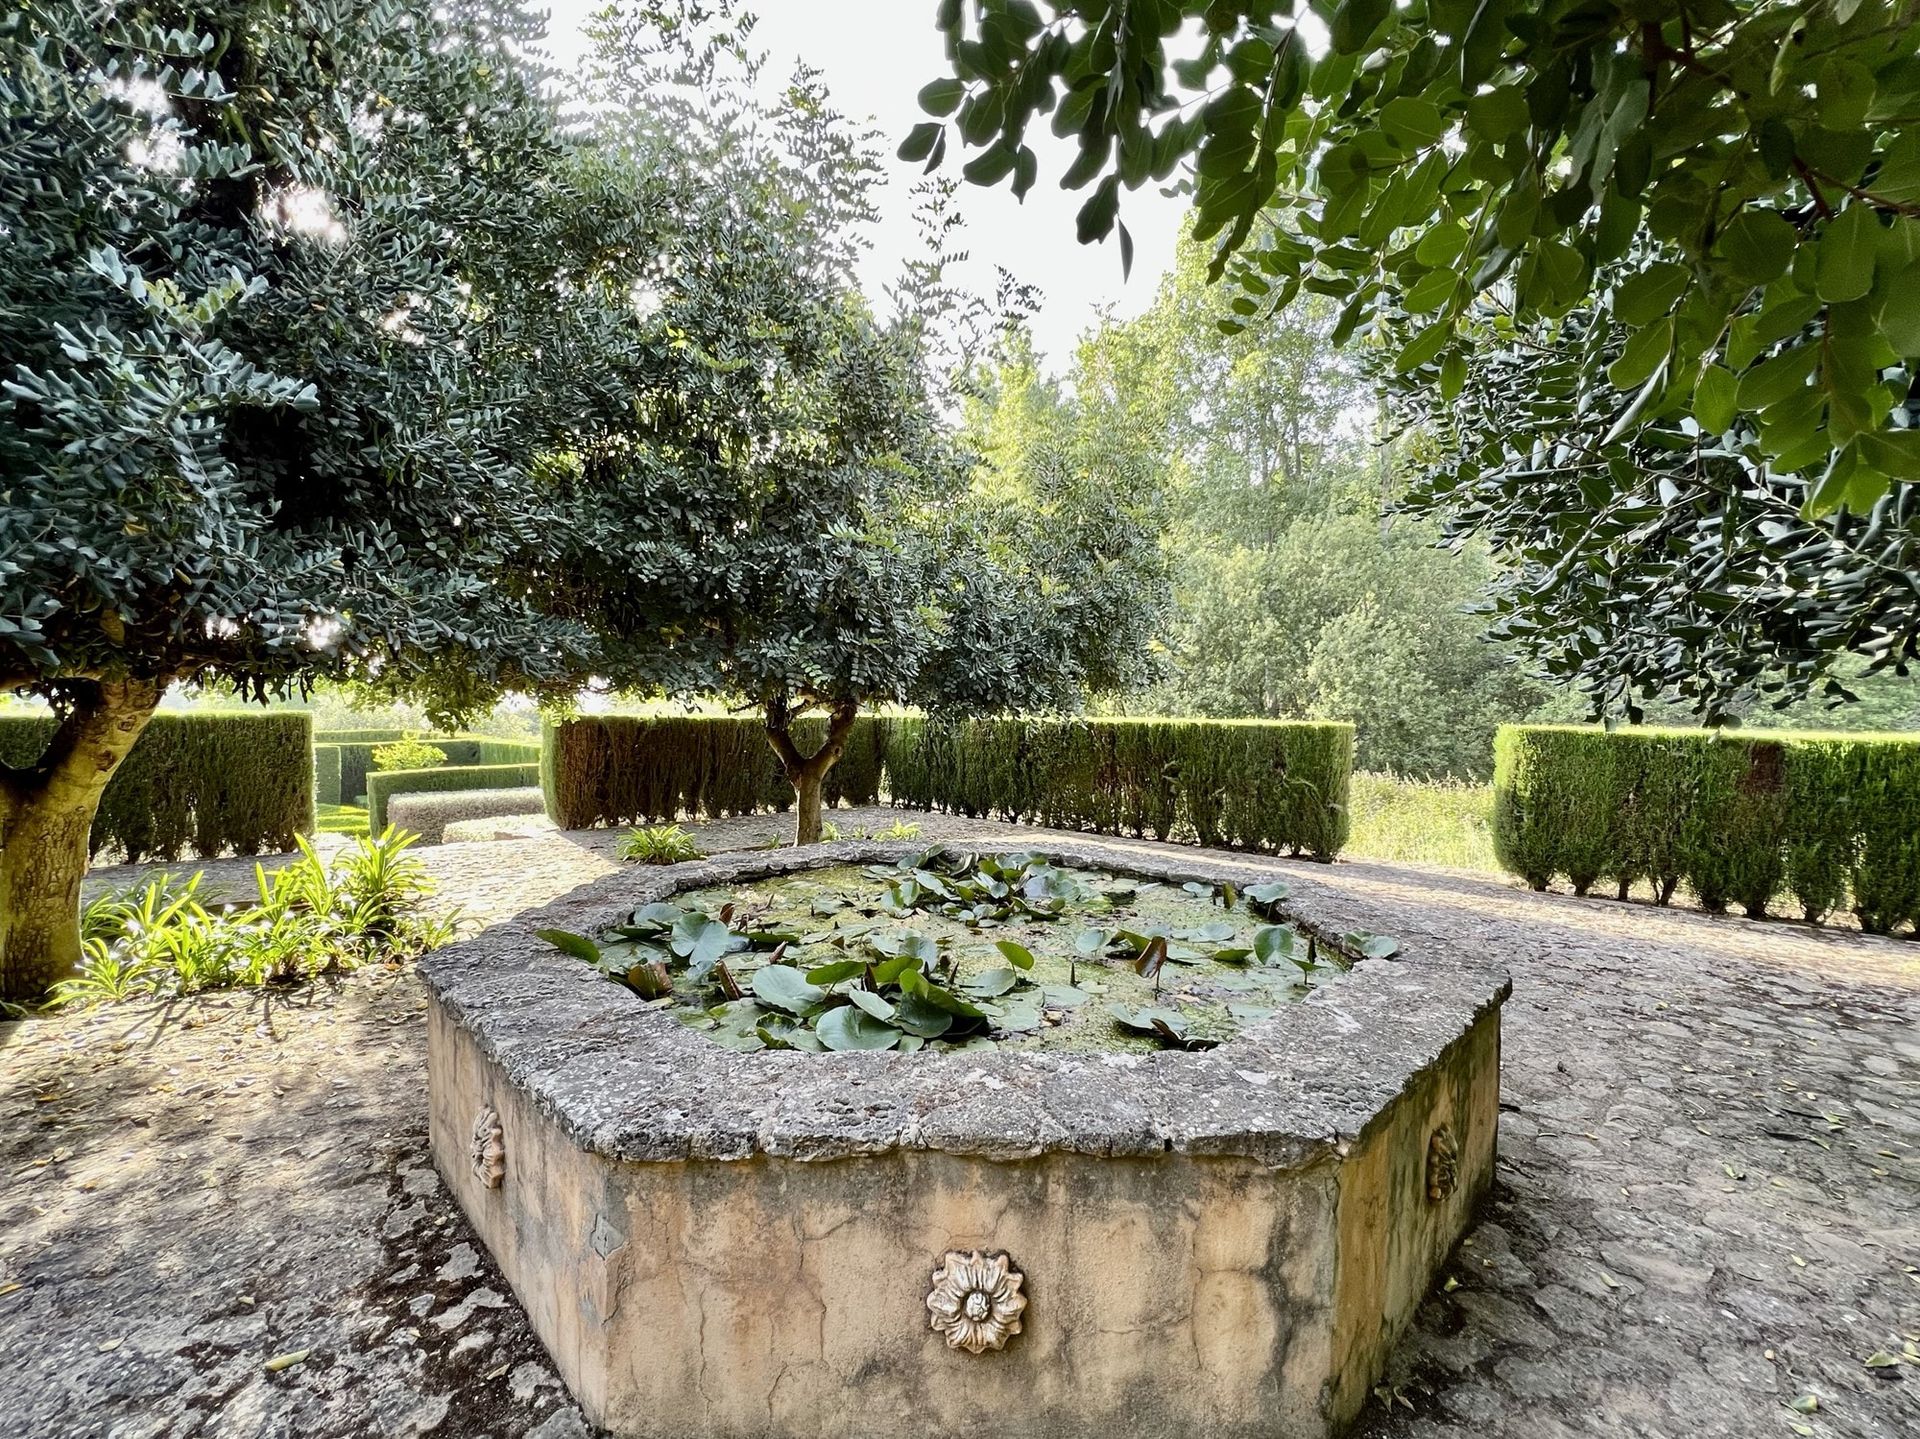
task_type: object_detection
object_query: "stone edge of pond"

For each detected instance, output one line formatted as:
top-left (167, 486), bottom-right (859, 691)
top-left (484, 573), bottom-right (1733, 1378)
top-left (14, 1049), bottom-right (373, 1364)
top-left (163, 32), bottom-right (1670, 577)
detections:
top-left (418, 839), bottom-right (1511, 1167)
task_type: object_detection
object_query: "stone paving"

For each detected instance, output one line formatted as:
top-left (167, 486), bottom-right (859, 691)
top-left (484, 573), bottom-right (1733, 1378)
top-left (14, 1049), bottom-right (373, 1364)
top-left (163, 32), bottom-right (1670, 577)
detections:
top-left (3, 807), bottom-right (1917, 1439)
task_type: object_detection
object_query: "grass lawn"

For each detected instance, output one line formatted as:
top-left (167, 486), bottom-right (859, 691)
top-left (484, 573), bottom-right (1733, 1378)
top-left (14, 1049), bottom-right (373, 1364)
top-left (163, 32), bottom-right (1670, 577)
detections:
top-left (317, 803), bottom-right (370, 837)
top-left (1344, 771), bottom-right (1497, 871)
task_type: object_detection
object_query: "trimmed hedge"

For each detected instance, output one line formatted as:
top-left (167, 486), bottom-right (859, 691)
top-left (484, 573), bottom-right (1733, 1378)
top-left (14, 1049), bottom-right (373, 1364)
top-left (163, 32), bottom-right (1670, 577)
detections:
top-left (541, 714), bottom-right (1352, 858)
top-left (313, 744), bottom-right (343, 807)
top-left (540, 716), bottom-right (888, 829)
top-left (1492, 724), bottom-right (1920, 931)
top-left (367, 761), bottom-right (542, 834)
top-left (886, 717), bottom-right (1352, 858)
top-left (319, 730), bottom-right (540, 804)
top-left (388, 786), bottom-right (547, 844)
top-left (0, 711), bottom-right (311, 862)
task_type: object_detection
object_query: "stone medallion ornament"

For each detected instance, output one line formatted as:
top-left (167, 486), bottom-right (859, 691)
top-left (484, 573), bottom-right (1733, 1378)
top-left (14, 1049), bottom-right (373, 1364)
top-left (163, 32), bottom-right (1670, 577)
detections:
top-left (926, 1250), bottom-right (1027, 1354)
top-left (470, 1106), bottom-right (506, 1189)
top-left (1426, 1123), bottom-right (1458, 1202)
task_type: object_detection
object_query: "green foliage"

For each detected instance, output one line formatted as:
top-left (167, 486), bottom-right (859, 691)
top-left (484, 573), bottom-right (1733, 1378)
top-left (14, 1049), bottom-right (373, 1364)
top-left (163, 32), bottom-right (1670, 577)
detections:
top-left (312, 744), bottom-right (342, 808)
top-left (365, 762), bottom-right (541, 834)
top-left (1493, 724), bottom-right (1920, 930)
top-left (1394, 299), bottom-right (1920, 721)
top-left (616, 825), bottom-right (706, 865)
top-left (542, 716), bottom-right (889, 829)
top-left (924, 1), bottom-right (1920, 518)
top-left (370, 737), bottom-right (449, 773)
top-left (51, 829), bottom-right (449, 1008)
top-left (886, 718), bottom-right (1352, 858)
top-left (315, 803), bottom-right (370, 838)
top-left (0, 711), bottom-right (310, 862)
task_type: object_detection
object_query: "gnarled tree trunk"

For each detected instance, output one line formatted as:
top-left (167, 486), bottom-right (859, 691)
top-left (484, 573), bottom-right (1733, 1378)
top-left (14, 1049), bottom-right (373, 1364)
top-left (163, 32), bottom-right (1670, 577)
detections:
top-left (763, 697), bottom-right (858, 847)
top-left (0, 678), bottom-right (162, 1002)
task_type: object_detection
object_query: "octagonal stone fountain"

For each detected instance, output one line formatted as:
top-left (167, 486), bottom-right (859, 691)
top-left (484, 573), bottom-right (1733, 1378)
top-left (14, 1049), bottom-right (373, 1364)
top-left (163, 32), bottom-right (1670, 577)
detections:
top-left (421, 841), bottom-right (1508, 1439)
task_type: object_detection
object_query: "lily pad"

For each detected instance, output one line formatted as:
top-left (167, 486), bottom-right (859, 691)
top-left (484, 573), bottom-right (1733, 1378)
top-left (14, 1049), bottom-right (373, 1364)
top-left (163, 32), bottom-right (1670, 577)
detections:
top-left (751, 964), bottom-right (826, 1016)
top-left (815, 1005), bottom-right (901, 1051)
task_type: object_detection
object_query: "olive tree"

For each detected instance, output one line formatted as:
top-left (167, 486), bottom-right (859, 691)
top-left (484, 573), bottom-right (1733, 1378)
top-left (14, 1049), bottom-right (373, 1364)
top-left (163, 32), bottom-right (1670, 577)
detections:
top-left (554, 8), bottom-right (1170, 844)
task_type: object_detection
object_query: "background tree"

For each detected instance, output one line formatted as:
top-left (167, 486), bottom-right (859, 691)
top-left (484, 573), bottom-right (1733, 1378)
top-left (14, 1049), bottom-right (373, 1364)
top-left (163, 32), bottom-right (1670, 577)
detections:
top-left (551, 9), bottom-right (1169, 844)
top-left (963, 236), bottom-right (1560, 777)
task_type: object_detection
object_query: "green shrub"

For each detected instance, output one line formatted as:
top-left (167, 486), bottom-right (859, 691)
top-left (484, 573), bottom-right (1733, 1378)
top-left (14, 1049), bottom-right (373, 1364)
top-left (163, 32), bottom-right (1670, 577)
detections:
top-left (313, 744), bottom-right (343, 807)
top-left (886, 717), bottom-right (1352, 858)
top-left (616, 824), bottom-right (706, 864)
top-left (371, 736), bottom-right (449, 772)
top-left (1344, 772), bottom-right (1496, 871)
top-left (541, 716), bottom-right (889, 828)
top-left (0, 711), bottom-right (311, 863)
top-left (1492, 724), bottom-right (1920, 931)
top-left (53, 829), bottom-right (449, 1008)
top-left (366, 762), bottom-right (541, 833)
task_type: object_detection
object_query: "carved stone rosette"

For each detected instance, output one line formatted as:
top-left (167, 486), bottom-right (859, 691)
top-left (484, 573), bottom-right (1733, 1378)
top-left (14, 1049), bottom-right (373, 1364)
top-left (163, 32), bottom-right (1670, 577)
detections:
top-left (470, 1106), bottom-right (505, 1189)
top-left (926, 1250), bottom-right (1026, 1354)
top-left (1426, 1123), bottom-right (1459, 1202)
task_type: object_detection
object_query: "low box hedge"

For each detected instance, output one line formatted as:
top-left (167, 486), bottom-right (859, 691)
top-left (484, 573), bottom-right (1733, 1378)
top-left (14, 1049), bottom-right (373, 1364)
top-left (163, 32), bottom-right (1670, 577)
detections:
top-left (540, 716), bottom-right (887, 829)
top-left (367, 761), bottom-right (543, 834)
top-left (0, 710), bottom-right (312, 863)
top-left (885, 717), bottom-right (1352, 858)
top-left (319, 729), bottom-right (541, 804)
top-left (388, 786), bottom-right (547, 844)
top-left (1492, 724), bottom-right (1920, 931)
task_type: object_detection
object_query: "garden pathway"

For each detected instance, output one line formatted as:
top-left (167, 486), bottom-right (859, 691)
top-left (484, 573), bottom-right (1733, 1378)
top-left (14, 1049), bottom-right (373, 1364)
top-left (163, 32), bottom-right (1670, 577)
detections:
top-left (2, 808), bottom-right (1916, 1438)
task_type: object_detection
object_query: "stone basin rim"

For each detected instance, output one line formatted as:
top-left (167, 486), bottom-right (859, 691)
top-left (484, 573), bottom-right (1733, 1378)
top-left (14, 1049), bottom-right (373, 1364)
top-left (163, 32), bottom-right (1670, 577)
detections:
top-left (419, 838), bottom-right (1511, 1167)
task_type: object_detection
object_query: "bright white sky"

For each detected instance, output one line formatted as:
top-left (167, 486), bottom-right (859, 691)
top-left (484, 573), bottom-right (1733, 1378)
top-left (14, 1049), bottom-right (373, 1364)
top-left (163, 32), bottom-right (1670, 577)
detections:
top-left (541, 0), bottom-right (1190, 367)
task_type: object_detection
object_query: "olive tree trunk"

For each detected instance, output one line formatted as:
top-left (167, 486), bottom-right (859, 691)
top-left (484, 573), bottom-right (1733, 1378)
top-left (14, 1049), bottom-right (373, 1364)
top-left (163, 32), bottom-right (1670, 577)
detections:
top-left (763, 698), bottom-right (859, 847)
top-left (0, 678), bottom-right (162, 1002)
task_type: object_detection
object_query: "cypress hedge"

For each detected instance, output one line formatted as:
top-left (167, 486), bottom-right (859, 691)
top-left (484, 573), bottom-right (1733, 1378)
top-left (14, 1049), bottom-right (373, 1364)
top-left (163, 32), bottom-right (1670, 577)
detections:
top-left (0, 710), bottom-right (311, 862)
top-left (366, 761), bottom-right (543, 833)
top-left (1492, 724), bottom-right (1920, 931)
top-left (542, 714), bottom-right (1352, 858)
top-left (541, 716), bottom-right (888, 829)
top-left (313, 743), bottom-right (343, 807)
top-left (885, 717), bottom-right (1352, 858)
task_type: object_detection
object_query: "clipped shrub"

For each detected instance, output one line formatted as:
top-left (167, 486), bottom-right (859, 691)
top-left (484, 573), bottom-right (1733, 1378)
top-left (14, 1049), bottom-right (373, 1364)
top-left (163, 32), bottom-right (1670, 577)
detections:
top-left (367, 761), bottom-right (541, 833)
top-left (0, 711), bottom-right (311, 863)
top-left (387, 787), bottom-right (547, 845)
top-left (886, 717), bottom-right (1352, 858)
top-left (1492, 724), bottom-right (1920, 931)
top-left (371, 736), bottom-right (449, 772)
top-left (313, 744), bottom-right (343, 807)
top-left (541, 716), bottom-right (889, 829)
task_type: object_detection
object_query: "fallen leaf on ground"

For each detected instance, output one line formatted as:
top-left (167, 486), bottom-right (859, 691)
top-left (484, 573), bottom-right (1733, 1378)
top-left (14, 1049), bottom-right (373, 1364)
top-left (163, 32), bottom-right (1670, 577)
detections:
top-left (264, 1349), bottom-right (309, 1372)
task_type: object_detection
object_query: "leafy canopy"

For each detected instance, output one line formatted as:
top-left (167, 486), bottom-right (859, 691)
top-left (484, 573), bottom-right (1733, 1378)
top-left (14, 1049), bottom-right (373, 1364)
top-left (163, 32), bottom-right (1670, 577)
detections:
top-left (916, 1), bottom-right (1920, 518)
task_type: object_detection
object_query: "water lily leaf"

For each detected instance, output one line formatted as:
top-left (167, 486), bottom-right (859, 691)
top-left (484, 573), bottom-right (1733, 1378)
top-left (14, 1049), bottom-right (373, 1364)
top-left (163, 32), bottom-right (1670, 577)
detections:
top-left (964, 967), bottom-right (1021, 997)
top-left (1227, 1003), bottom-right (1277, 1022)
top-left (535, 928), bottom-right (600, 964)
top-left (1042, 984), bottom-right (1091, 1007)
top-left (996, 998), bottom-right (1044, 1032)
top-left (1211, 946), bottom-right (1254, 964)
top-left (743, 929), bottom-right (801, 948)
top-left (751, 964), bottom-right (826, 1016)
top-left (1244, 880), bottom-right (1290, 910)
top-left (805, 959), bottom-right (864, 985)
top-left (671, 916), bottom-right (733, 969)
top-left (1351, 932), bottom-right (1401, 960)
top-left (1109, 1002), bottom-right (1187, 1039)
top-left (847, 987), bottom-right (896, 1022)
top-left (815, 1005), bottom-right (902, 1051)
top-left (1194, 921), bottom-right (1237, 942)
top-left (1074, 927), bottom-right (1109, 955)
top-left (1135, 935), bottom-right (1170, 980)
top-left (905, 973), bottom-right (988, 1020)
top-left (631, 902), bottom-right (686, 929)
top-left (993, 939), bottom-right (1036, 970)
top-left (1253, 925), bottom-right (1297, 964)
top-left (870, 954), bottom-right (921, 986)
top-left (891, 992), bottom-right (955, 1037)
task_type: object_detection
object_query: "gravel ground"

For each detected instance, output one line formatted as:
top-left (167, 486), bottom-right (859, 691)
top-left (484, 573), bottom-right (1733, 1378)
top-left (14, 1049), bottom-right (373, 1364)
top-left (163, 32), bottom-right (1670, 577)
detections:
top-left (3, 807), bottom-right (1916, 1439)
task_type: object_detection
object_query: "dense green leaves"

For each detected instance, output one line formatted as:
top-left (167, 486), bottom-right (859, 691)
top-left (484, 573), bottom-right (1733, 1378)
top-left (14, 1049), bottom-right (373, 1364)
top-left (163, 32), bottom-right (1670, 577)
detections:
top-left (921, 2), bottom-right (1920, 516)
